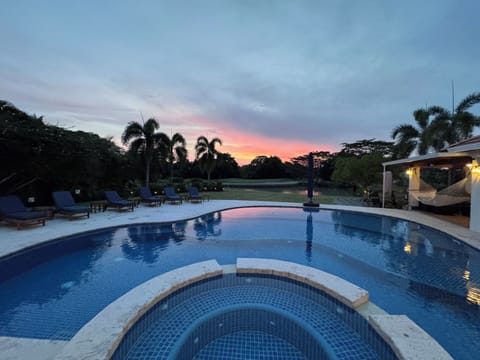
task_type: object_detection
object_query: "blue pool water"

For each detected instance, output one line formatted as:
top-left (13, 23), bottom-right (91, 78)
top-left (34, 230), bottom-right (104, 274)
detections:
top-left (112, 274), bottom-right (396, 360)
top-left (0, 207), bottom-right (479, 359)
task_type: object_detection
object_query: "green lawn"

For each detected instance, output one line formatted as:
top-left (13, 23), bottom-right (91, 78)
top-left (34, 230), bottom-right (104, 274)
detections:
top-left (205, 187), bottom-right (337, 204)
top-left (221, 178), bottom-right (300, 184)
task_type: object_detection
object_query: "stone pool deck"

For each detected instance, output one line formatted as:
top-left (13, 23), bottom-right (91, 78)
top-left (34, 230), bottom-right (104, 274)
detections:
top-left (1, 200), bottom-right (479, 359)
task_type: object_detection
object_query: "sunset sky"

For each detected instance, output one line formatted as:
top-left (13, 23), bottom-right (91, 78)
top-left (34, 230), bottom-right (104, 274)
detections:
top-left (1, 1), bottom-right (479, 165)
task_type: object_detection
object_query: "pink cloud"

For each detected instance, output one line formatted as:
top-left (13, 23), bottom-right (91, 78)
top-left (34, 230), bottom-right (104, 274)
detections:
top-left (174, 115), bottom-right (336, 166)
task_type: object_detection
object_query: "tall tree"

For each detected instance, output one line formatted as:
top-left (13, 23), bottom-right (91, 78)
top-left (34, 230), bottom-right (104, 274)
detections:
top-left (211, 153), bottom-right (240, 178)
top-left (429, 92), bottom-right (480, 147)
top-left (159, 132), bottom-right (187, 180)
top-left (338, 139), bottom-right (395, 158)
top-left (121, 118), bottom-right (163, 186)
top-left (247, 155), bottom-right (286, 179)
top-left (391, 109), bottom-right (435, 158)
top-left (332, 153), bottom-right (384, 190)
top-left (195, 136), bottom-right (222, 181)
top-left (1, 100), bottom-right (127, 200)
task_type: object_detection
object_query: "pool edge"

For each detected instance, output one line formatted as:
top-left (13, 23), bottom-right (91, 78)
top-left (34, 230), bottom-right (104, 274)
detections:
top-left (53, 258), bottom-right (453, 360)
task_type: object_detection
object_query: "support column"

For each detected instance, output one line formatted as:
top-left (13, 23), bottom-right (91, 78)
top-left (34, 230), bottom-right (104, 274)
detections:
top-left (470, 160), bottom-right (480, 232)
top-left (408, 166), bottom-right (420, 210)
top-left (382, 166), bottom-right (385, 208)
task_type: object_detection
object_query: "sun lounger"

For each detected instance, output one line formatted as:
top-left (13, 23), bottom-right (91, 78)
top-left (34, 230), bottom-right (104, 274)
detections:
top-left (104, 191), bottom-right (135, 211)
top-left (52, 191), bottom-right (90, 219)
top-left (0, 195), bottom-right (48, 229)
top-left (139, 186), bottom-right (163, 206)
top-left (163, 187), bottom-right (183, 204)
top-left (187, 186), bottom-right (204, 203)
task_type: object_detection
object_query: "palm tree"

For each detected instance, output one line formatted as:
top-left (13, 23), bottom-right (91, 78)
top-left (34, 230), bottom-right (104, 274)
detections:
top-left (429, 92), bottom-right (480, 146)
top-left (159, 132), bottom-right (187, 180)
top-left (121, 118), bottom-right (163, 186)
top-left (195, 136), bottom-right (222, 181)
top-left (391, 108), bottom-right (436, 158)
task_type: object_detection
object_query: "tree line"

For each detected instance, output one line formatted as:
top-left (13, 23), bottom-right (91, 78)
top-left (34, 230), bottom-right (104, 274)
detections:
top-left (1, 91), bottom-right (479, 204)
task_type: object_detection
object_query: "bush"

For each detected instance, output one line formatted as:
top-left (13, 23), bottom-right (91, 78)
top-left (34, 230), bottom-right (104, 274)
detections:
top-left (202, 181), bottom-right (223, 191)
top-left (189, 178), bottom-right (204, 190)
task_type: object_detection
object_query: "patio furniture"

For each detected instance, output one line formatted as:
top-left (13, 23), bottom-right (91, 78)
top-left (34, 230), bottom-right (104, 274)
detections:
top-left (90, 200), bottom-right (107, 213)
top-left (163, 187), bottom-right (183, 204)
top-left (139, 186), bottom-right (163, 206)
top-left (0, 195), bottom-right (49, 229)
top-left (104, 191), bottom-right (135, 211)
top-left (187, 186), bottom-right (206, 203)
top-left (52, 191), bottom-right (90, 219)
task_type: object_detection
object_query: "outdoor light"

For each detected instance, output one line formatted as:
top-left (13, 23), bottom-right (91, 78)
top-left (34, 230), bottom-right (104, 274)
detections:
top-left (469, 162), bottom-right (480, 174)
top-left (27, 196), bottom-right (35, 203)
top-left (467, 286), bottom-right (480, 305)
top-left (75, 189), bottom-right (81, 195)
top-left (405, 168), bottom-right (413, 176)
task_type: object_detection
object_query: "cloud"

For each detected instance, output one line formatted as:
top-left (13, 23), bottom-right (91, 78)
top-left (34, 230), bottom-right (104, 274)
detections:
top-left (1, 1), bottom-right (479, 165)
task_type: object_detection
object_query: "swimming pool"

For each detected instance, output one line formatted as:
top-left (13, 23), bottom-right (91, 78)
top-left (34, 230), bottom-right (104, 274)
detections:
top-left (0, 207), bottom-right (479, 359)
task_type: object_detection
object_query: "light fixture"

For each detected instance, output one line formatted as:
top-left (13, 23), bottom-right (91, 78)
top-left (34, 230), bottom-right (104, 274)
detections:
top-left (467, 160), bottom-right (480, 174)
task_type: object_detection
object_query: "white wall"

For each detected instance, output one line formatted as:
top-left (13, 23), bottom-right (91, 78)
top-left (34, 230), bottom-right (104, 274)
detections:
top-left (470, 160), bottom-right (480, 232)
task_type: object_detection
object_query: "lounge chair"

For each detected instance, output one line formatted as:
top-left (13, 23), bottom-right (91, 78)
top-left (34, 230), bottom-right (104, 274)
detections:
top-left (139, 186), bottom-right (163, 206)
top-left (0, 195), bottom-right (48, 229)
top-left (104, 191), bottom-right (135, 211)
top-left (187, 186), bottom-right (204, 203)
top-left (163, 187), bottom-right (183, 204)
top-left (52, 191), bottom-right (90, 219)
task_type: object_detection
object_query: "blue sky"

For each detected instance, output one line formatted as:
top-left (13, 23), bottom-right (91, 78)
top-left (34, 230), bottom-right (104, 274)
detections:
top-left (1, 0), bottom-right (479, 164)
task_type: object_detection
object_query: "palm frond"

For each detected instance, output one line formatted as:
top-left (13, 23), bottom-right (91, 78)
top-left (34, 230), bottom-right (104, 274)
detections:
top-left (453, 112), bottom-right (477, 140)
top-left (456, 92), bottom-right (480, 113)
top-left (143, 118), bottom-right (160, 135)
top-left (121, 121), bottom-right (145, 144)
top-left (172, 133), bottom-right (186, 146)
top-left (129, 137), bottom-right (146, 155)
top-left (391, 124), bottom-right (418, 141)
top-left (413, 108), bottom-right (430, 129)
top-left (428, 105), bottom-right (450, 117)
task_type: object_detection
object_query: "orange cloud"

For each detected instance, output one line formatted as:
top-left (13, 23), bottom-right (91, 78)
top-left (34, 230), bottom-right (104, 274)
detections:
top-left (167, 115), bottom-right (337, 166)
top-left (221, 131), bottom-right (336, 165)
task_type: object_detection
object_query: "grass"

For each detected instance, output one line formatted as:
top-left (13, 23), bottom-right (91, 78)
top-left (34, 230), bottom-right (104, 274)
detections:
top-left (205, 187), bottom-right (338, 204)
top-left (221, 178), bottom-right (300, 184)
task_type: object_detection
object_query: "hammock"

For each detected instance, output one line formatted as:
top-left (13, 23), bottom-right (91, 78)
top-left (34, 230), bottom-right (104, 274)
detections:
top-left (409, 177), bottom-right (471, 207)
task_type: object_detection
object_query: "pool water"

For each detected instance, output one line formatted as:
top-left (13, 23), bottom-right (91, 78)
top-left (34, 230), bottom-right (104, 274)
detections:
top-left (194, 331), bottom-right (305, 360)
top-left (112, 274), bottom-right (396, 360)
top-left (0, 207), bottom-right (479, 359)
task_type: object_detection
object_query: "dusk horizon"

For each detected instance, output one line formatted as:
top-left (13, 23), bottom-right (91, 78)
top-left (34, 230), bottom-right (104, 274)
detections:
top-left (2, 1), bottom-right (479, 165)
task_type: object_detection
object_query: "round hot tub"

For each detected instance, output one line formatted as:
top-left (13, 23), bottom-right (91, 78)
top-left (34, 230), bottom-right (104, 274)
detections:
top-left (111, 271), bottom-right (395, 360)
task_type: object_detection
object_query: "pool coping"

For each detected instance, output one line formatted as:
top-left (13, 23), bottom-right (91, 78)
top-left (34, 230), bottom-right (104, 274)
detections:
top-left (236, 258), bottom-right (369, 308)
top-left (55, 260), bottom-right (223, 360)
top-left (52, 259), bottom-right (452, 360)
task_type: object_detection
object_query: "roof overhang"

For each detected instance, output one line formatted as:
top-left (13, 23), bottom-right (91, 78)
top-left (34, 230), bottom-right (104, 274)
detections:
top-left (383, 152), bottom-right (472, 168)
